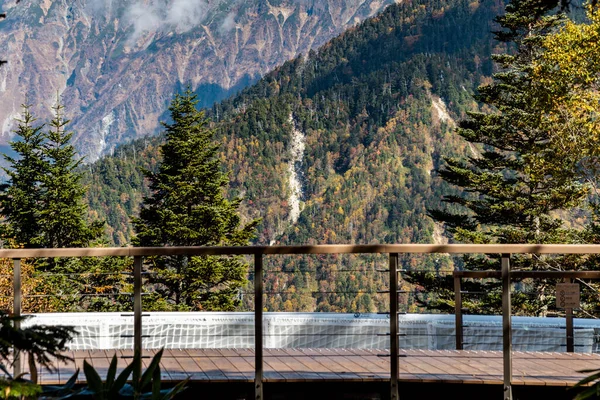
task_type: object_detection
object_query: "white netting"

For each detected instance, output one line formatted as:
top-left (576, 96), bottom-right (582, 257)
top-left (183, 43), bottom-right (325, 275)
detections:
top-left (266, 316), bottom-right (388, 348)
top-left (430, 321), bottom-right (595, 352)
top-left (20, 312), bottom-right (600, 352)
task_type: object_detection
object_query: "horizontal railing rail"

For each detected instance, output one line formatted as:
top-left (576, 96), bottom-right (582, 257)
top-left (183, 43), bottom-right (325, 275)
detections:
top-left (3, 243), bottom-right (600, 257)
top-left (7, 244), bottom-right (600, 400)
top-left (455, 270), bottom-right (600, 278)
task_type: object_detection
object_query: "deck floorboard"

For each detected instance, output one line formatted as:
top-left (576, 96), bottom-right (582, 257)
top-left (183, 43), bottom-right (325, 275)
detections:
top-left (27, 349), bottom-right (600, 387)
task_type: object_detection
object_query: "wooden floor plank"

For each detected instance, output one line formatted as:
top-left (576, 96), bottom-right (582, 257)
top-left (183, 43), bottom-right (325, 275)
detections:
top-left (523, 354), bottom-right (577, 381)
top-left (358, 348), bottom-right (434, 381)
top-left (174, 351), bottom-right (208, 381)
top-left (456, 355), bottom-right (504, 384)
top-left (344, 349), bottom-right (389, 378)
top-left (336, 349), bottom-right (383, 379)
top-left (329, 348), bottom-right (387, 380)
top-left (183, 349), bottom-right (228, 381)
top-left (513, 356), bottom-right (560, 386)
top-left (402, 357), bottom-right (448, 383)
top-left (467, 354), bottom-right (503, 385)
top-left (303, 349), bottom-right (361, 381)
top-left (278, 349), bottom-right (326, 380)
top-left (264, 349), bottom-right (307, 382)
top-left (208, 355), bottom-right (247, 381)
top-left (230, 352), bottom-right (256, 377)
top-left (311, 349), bottom-right (366, 381)
top-left (215, 349), bottom-right (254, 380)
top-left (55, 351), bottom-right (80, 384)
top-left (291, 349), bottom-right (346, 380)
top-left (38, 349), bottom-right (600, 387)
top-left (161, 350), bottom-right (190, 381)
top-left (423, 353), bottom-right (483, 384)
top-left (275, 349), bottom-right (323, 381)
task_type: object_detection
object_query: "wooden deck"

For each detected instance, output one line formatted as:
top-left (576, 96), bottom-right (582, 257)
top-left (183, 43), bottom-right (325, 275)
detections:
top-left (30, 349), bottom-right (600, 387)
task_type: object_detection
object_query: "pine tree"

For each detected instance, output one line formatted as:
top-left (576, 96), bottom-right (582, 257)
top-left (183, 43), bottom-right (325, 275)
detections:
top-left (132, 89), bottom-right (260, 311)
top-left (0, 103), bottom-right (126, 312)
top-left (38, 102), bottom-right (104, 248)
top-left (0, 105), bottom-right (46, 248)
top-left (1, 103), bottom-right (104, 250)
top-left (32, 102), bottom-right (108, 312)
top-left (411, 0), bottom-right (589, 316)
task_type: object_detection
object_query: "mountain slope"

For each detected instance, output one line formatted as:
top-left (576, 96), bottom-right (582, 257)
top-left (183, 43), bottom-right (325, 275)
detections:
top-left (0, 0), bottom-right (396, 161)
top-left (86, 0), bottom-right (502, 312)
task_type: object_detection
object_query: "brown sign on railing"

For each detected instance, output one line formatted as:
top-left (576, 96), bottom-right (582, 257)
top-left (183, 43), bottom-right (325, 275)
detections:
top-left (556, 283), bottom-right (580, 309)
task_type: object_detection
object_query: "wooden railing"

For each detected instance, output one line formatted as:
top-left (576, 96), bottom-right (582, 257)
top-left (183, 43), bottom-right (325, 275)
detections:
top-left (7, 244), bottom-right (600, 400)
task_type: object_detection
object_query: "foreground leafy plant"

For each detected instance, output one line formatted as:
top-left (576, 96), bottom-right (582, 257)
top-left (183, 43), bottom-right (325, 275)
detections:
top-left (0, 310), bottom-right (75, 397)
top-left (0, 365), bottom-right (41, 399)
top-left (573, 368), bottom-right (600, 400)
top-left (47, 348), bottom-right (187, 400)
top-left (40, 368), bottom-right (79, 399)
top-left (0, 312), bottom-right (75, 373)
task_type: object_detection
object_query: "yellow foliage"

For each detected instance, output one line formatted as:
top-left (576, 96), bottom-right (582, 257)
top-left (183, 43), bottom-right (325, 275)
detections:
top-left (532, 4), bottom-right (600, 163)
top-left (283, 299), bottom-right (294, 312)
top-left (0, 258), bottom-right (54, 313)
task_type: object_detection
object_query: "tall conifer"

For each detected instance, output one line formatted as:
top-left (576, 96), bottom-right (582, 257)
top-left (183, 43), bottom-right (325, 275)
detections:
top-left (0, 103), bottom-right (103, 249)
top-left (38, 103), bottom-right (103, 248)
top-left (133, 89), bottom-right (259, 311)
top-left (0, 104), bottom-right (122, 312)
top-left (413, 0), bottom-right (588, 315)
top-left (0, 105), bottom-right (45, 247)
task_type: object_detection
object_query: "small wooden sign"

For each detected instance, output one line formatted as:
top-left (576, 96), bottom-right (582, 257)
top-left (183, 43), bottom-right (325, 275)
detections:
top-left (556, 283), bottom-right (580, 309)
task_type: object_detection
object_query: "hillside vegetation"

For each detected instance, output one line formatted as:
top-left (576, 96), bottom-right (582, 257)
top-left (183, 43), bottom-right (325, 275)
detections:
top-left (85, 0), bottom-right (502, 312)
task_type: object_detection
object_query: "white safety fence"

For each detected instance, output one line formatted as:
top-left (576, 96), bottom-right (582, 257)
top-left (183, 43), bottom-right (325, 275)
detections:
top-left (20, 312), bottom-right (600, 352)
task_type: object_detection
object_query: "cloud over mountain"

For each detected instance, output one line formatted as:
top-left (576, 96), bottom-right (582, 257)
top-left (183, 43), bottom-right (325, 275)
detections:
top-left (125, 0), bottom-right (212, 41)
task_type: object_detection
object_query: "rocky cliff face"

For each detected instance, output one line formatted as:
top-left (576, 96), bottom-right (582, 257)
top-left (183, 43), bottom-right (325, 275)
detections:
top-left (0, 0), bottom-right (396, 161)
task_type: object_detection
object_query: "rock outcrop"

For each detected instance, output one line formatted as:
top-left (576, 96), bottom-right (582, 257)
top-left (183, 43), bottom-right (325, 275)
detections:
top-left (0, 0), bottom-right (395, 161)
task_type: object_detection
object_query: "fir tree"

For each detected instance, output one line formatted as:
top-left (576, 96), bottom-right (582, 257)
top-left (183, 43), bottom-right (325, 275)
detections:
top-left (0, 104), bottom-right (124, 312)
top-left (38, 102), bottom-right (103, 248)
top-left (132, 89), bottom-right (260, 311)
top-left (0, 103), bottom-right (103, 250)
top-left (34, 102), bottom-right (108, 312)
top-left (0, 105), bottom-right (46, 248)
top-left (413, 0), bottom-right (589, 316)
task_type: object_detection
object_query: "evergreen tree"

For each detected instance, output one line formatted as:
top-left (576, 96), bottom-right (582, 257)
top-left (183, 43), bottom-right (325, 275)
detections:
top-left (38, 102), bottom-right (103, 248)
top-left (0, 105), bottom-right (46, 248)
top-left (132, 89), bottom-right (260, 311)
top-left (0, 104), bottom-right (127, 313)
top-left (0, 103), bottom-right (103, 249)
top-left (35, 102), bottom-right (108, 312)
top-left (413, 0), bottom-right (589, 316)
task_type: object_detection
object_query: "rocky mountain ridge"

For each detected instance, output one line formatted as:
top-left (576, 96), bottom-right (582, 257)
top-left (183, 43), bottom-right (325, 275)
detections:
top-left (86, 0), bottom-right (500, 247)
top-left (84, 0), bottom-right (501, 313)
top-left (0, 0), bottom-right (397, 161)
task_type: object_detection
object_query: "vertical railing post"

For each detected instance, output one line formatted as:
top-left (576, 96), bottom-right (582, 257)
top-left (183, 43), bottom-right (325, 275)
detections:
top-left (133, 256), bottom-right (143, 379)
top-left (565, 277), bottom-right (574, 353)
top-left (389, 253), bottom-right (399, 400)
top-left (13, 258), bottom-right (22, 378)
top-left (501, 254), bottom-right (512, 400)
top-left (454, 272), bottom-right (463, 350)
top-left (254, 253), bottom-right (264, 400)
